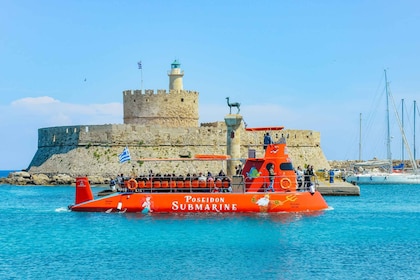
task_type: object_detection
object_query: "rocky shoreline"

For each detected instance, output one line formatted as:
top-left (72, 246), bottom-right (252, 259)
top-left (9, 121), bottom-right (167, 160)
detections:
top-left (3, 159), bottom-right (413, 186)
top-left (1, 160), bottom-right (350, 186)
top-left (0, 171), bottom-right (110, 186)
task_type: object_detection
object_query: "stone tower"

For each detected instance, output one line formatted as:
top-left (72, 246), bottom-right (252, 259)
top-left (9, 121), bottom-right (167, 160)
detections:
top-left (123, 60), bottom-right (199, 127)
top-left (168, 59), bottom-right (184, 90)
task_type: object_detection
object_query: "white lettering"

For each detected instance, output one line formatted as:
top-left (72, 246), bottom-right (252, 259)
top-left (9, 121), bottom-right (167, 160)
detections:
top-left (171, 198), bottom-right (237, 212)
top-left (183, 196), bottom-right (226, 204)
top-left (172, 201), bottom-right (179, 210)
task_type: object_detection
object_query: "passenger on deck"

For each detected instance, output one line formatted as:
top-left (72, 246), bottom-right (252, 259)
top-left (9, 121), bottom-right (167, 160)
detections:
top-left (207, 172), bottom-right (214, 181)
top-left (235, 164), bottom-right (243, 175)
top-left (116, 174), bottom-right (124, 190)
top-left (110, 178), bottom-right (117, 192)
top-left (217, 169), bottom-right (226, 180)
top-left (198, 172), bottom-right (206, 182)
top-left (192, 173), bottom-right (198, 181)
top-left (268, 165), bottom-right (275, 192)
top-left (296, 166), bottom-right (304, 191)
top-left (263, 132), bottom-right (273, 150)
top-left (185, 173), bottom-right (191, 182)
top-left (305, 165), bottom-right (315, 191)
top-left (154, 173), bottom-right (163, 181)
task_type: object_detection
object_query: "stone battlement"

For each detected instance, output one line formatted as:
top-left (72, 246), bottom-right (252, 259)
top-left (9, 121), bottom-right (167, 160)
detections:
top-left (123, 88), bottom-right (199, 127)
top-left (123, 89), bottom-right (199, 96)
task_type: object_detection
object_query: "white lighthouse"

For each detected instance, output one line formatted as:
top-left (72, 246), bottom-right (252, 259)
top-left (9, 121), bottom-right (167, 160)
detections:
top-left (168, 59), bottom-right (184, 90)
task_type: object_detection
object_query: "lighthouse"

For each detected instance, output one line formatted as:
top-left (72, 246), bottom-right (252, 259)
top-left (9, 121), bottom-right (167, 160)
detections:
top-left (168, 59), bottom-right (184, 90)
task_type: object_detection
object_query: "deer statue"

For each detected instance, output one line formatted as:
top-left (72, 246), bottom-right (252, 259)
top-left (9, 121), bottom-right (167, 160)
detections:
top-left (226, 97), bottom-right (241, 114)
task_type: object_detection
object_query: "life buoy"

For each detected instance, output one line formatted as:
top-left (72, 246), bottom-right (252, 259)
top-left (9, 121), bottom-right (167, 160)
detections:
top-left (127, 179), bottom-right (138, 190)
top-left (280, 178), bottom-right (291, 189)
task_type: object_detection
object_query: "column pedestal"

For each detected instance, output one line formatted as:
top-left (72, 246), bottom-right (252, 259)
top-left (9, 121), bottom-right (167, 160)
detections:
top-left (224, 114), bottom-right (243, 176)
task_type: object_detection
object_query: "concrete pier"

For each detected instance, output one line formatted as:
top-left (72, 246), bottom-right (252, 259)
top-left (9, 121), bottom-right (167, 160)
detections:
top-left (316, 180), bottom-right (360, 196)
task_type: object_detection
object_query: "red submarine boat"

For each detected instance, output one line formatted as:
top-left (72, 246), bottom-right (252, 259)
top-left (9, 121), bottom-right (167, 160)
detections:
top-left (69, 127), bottom-right (328, 213)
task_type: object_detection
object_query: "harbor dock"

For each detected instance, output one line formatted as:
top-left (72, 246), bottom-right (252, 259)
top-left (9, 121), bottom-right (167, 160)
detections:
top-left (316, 180), bottom-right (360, 196)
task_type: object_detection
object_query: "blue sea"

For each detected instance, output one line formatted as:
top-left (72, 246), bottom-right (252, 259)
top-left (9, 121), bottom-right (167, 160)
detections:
top-left (0, 171), bottom-right (419, 279)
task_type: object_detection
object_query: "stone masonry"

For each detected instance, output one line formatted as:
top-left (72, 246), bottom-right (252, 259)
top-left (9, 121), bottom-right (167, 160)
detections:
top-left (27, 122), bottom-right (329, 178)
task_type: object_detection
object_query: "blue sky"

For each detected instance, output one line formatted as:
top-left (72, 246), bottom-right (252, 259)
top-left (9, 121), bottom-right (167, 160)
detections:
top-left (1, 0), bottom-right (420, 170)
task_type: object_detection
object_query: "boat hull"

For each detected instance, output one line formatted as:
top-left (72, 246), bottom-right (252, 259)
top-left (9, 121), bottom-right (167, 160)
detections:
top-left (346, 173), bottom-right (420, 185)
top-left (70, 191), bottom-right (328, 213)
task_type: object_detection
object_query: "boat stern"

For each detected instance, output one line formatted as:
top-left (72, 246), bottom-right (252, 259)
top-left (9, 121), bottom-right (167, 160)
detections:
top-left (74, 177), bottom-right (94, 205)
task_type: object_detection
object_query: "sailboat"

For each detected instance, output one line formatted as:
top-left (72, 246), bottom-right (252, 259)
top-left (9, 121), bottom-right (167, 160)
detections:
top-left (346, 70), bottom-right (420, 185)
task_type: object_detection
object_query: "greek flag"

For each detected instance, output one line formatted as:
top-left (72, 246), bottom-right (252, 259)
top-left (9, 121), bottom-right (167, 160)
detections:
top-left (118, 147), bottom-right (131, 163)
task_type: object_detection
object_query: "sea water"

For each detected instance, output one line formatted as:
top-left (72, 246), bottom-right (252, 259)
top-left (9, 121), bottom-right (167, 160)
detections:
top-left (0, 181), bottom-right (418, 280)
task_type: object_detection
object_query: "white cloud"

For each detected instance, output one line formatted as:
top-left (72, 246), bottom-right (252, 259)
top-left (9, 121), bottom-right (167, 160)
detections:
top-left (11, 96), bottom-right (59, 106)
top-left (0, 96), bottom-right (123, 169)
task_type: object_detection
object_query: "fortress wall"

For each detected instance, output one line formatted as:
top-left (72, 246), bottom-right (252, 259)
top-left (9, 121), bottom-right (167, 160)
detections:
top-left (29, 126), bottom-right (81, 168)
top-left (77, 124), bottom-right (115, 145)
top-left (37, 126), bottom-right (81, 147)
top-left (28, 123), bottom-right (329, 176)
top-left (123, 89), bottom-right (199, 127)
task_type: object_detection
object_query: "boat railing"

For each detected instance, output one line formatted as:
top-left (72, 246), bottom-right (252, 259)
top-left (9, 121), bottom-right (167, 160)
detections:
top-left (118, 174), bottom-right (311, 193)
top-left (121, 176), bottom-right (235, 193)
top-left (245, 174), bottom-right (298, 192)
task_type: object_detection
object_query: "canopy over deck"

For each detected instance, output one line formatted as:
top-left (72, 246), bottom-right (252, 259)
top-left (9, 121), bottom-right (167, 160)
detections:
top-left (245, 126), bottom-right (284, 132)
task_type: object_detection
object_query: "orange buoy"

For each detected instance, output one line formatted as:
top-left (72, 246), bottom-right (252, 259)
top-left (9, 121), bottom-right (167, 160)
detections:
top-left (280, 178), bottom-right (291, 189)
top-left (127, 179), bottom-right (138, 191)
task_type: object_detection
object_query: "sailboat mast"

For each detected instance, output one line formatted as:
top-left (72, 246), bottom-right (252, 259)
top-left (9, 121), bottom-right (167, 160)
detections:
top-left (385, 70), bottom-right (392, 169)
top-left (359, 113), bottom-right (362, 161)
top-left (401, 99), bottom-right (404, 163)
top-left (415, 100), bottom-right (417, 161)
top-left (383, 70), bottom-right (417, 173)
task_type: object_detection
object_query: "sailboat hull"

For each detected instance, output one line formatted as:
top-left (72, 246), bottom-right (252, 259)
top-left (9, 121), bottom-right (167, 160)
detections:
top-left (346, 173), bottom-right (420, 185)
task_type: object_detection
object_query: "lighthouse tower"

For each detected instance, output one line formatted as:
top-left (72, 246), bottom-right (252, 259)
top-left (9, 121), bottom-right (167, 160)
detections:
top-left (168, 59), bottom-right (184, 90)
top-left (123, 60), bottom-right (199, 127)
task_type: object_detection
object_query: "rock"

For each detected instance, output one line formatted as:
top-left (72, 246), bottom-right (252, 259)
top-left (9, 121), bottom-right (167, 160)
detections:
top-left (88, 175), bottom-right (107, 185)
top-left (9, 171), bottom-right (31, 179)
top-left (52, 174), bottom-right (74, 185)
top-left (32, 174), bottom-right (51, 185)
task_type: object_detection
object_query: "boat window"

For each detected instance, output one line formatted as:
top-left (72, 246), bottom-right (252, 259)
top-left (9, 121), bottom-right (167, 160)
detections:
top-left (280, 162), bottom-right (294, 171)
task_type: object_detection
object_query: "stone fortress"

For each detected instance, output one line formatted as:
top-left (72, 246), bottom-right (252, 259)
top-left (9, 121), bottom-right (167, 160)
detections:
top-left (26, 60), bottom-right (330, 183)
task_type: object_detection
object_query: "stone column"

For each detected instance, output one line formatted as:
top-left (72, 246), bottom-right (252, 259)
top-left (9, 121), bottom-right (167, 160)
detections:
top-left (225, 114), bottom-right (243, 176)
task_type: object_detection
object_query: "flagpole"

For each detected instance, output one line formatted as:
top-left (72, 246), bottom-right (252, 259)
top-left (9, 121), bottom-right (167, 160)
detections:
top-left (138, 60), bottom-right (143, 92)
